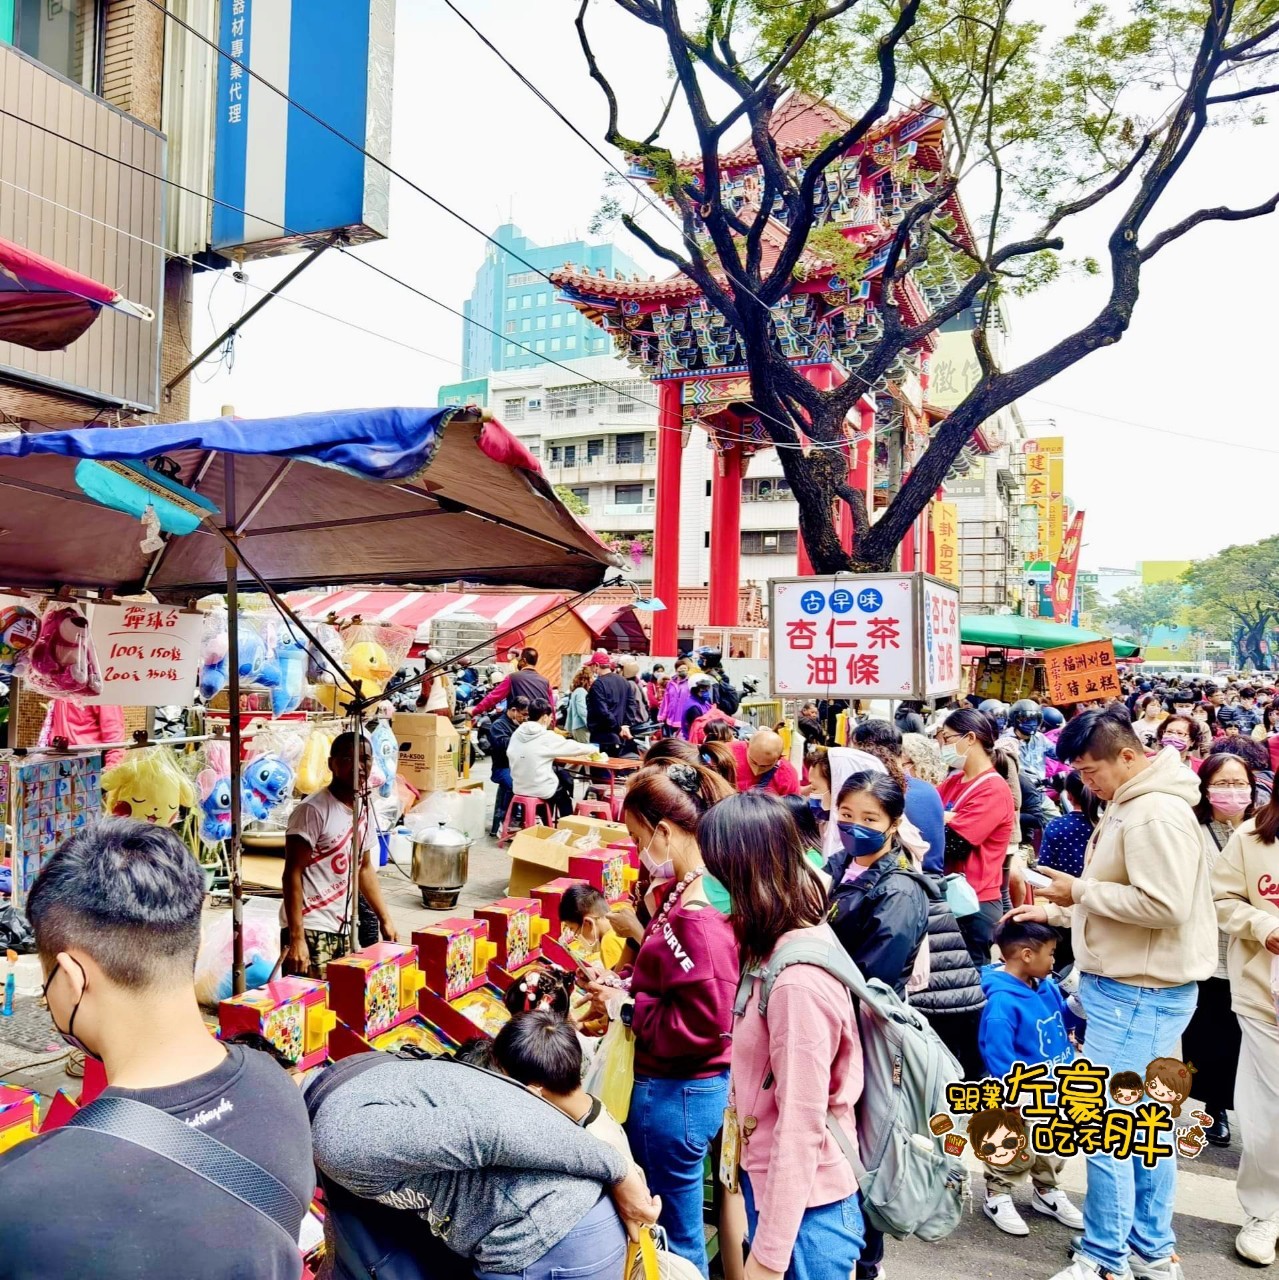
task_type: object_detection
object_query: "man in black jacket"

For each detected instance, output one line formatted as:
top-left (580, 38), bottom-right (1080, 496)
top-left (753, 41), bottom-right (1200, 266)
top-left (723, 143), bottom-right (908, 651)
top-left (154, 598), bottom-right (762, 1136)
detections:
top-left (587, 665), bottom-right (639, 757)
top-left (487, 696), bottom-right (530, 836)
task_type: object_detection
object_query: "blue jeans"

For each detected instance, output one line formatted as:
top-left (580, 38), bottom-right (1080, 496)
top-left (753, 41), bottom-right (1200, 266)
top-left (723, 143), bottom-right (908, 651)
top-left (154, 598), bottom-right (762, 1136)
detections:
top-left (1076, 973), bottom-right (1198, 1276)
top-left (491, 768), bottom-right (512, 832)
top-left (742, 1171), bottom-right (864, 1280)
top-left (474, 1196), bottom-right (626, 1280)
top-left (626, 1071), bottom-right (729, 1277)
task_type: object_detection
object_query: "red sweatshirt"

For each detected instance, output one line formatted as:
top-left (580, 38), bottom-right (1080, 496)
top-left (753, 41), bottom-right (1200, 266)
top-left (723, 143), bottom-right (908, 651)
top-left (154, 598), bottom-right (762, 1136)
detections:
top-left (630, 883), bottom-right (738, 1078)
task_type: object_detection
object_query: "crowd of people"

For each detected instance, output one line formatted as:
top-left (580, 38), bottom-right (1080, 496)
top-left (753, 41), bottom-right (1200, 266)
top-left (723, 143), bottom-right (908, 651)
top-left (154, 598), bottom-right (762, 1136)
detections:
top-left (1, 662), bottom-right (1278, 1280)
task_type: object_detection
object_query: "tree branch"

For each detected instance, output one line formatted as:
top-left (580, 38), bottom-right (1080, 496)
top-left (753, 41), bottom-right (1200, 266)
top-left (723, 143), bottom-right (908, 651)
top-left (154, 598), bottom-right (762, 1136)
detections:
top-left (1139, 189), bottom-right (1279, 261)
top-left (1206, 81), bottom-right (1279, 105)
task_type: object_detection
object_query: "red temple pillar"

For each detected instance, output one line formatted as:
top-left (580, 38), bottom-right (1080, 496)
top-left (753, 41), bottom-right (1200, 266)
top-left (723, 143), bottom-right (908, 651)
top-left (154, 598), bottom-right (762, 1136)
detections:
top-left (709, 443), bottom-right (743, 626)
top-left (651, 381), bottom-right (683, 655)
top-left (900, 508), bottom-right (917, 571)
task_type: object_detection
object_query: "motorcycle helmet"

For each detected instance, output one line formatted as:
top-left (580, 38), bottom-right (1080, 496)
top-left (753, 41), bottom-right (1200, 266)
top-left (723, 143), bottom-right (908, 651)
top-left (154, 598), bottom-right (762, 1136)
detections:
top-left (1040, 706), bottom-right (1066, 731)
top-left (1008, 698), bottom-right (1044, 736)
top-left (978, 698), bottom-right (1009, 731)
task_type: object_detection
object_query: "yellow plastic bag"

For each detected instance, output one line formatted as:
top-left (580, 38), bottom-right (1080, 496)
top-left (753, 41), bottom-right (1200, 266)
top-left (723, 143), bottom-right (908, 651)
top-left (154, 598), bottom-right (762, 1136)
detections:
top-left (624, 1226), bottom-right (702, 1279)
top-left (584, 1014), bottom-right (635, 1123)
top-left (295, 729), bottom-right (333, 795)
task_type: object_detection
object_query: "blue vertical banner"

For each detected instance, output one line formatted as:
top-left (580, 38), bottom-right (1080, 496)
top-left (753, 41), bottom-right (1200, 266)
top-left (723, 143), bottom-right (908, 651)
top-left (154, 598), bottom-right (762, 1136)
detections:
top-left (212, 0), bottom-right (393, 256)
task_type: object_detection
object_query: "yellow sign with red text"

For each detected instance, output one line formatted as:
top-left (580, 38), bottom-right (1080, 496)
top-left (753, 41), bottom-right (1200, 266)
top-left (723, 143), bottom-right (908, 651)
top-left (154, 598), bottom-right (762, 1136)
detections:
top-left (931, 501), bottom-right (960, 586)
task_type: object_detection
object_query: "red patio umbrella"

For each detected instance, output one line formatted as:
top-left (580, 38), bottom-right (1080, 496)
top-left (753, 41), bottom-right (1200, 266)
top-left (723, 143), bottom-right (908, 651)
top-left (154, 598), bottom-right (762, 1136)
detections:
top-left (0, 236), bottom-right (154, 351)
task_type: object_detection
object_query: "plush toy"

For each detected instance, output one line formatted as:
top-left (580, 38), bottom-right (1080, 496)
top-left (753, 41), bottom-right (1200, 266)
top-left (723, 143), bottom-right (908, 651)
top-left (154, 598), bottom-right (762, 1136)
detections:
top-left (102, 748), bottom-right (196, 826)
top-left (195, 742), bottom-right (233, 844)
top-left (314, 639), bottom-right (392, 713)
top-left (256, 636), bottom-right (309, 716)
top-left (242, 753), bottom-right (295, 821)
top-left (295, 729), bottom-right (333, 795)
top-left (370, 717), bottom-right (399, 798)
top-left (25, 604), bottom-right (101, 698)
top-left (236, 626), bottom-right (266, 682)
top-left (199, 612), bottom-right (231, 702)
top-left (0, 605), bottom-right (39, 674)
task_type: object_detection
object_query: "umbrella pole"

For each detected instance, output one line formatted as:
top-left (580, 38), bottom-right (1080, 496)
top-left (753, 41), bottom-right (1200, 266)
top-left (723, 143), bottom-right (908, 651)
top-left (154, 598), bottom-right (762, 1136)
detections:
top-left (348, 706), bottom-right (363, 955)
top-left (227, 544), bottom-right (246, 994)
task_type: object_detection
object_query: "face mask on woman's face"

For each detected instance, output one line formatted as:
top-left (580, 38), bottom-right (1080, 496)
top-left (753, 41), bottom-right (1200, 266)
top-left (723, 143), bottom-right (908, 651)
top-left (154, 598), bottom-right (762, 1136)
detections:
top-left (940, 739), bottom-right (968, 769)
top-left (1162, 734), bottom-right (1189, 754)
top-left (1208, 786), bottom-right (1251, 815)
top-left (837, 821), bottom-right (888, 860)
top-left (638, 823), bottom-right (675, 882)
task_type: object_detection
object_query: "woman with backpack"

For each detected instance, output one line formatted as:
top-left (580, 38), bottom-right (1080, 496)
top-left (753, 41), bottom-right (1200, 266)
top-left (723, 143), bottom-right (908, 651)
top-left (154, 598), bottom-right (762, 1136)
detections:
top-left (700, 791), bottom-right (866, 1280)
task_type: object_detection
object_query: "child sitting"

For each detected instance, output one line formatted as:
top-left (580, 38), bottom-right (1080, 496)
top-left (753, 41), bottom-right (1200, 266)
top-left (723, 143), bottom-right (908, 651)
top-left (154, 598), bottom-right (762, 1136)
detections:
top-left (977, 917), bottom-right (1083, 1237)
top-left (559, 883), bottom-right (626, 971)
top-left (493, 1010), bottom-right (636, 1167)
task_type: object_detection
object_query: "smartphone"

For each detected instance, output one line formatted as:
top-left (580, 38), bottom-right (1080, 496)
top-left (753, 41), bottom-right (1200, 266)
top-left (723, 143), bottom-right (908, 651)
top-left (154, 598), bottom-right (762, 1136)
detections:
top-left (1025, 868), bottom-right (1053, 889)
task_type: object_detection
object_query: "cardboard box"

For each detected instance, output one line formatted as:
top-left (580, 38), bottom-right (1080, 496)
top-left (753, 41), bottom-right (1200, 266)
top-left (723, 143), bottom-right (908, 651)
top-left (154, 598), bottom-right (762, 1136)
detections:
top-left (506, 824), bottom-right (583, 898)
top-left (555, 815), bottom-right (631, 848)
top-left (393, 712), bottom-right (459, 793)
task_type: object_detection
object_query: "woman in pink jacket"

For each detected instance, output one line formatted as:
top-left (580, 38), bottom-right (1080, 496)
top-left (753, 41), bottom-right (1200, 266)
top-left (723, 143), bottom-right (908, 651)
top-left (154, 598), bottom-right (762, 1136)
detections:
top-left (699, 791), bottom-right (865, 1280)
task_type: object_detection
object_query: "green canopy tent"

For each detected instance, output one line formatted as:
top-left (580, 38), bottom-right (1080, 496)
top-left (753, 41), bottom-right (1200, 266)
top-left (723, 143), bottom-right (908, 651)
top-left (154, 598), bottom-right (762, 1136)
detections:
top-left (961, 614), bottom-right (1141, 659)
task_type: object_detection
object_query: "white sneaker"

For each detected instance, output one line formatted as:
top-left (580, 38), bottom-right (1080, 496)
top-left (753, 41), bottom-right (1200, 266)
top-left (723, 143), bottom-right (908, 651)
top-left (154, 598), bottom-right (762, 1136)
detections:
top-left (1237, 1216), bottom-right (1279, 1266)
top-left (1033, 1187), bottom-right (1085, 1229)
top-left (1049, 1259), bottom-right (1131, 1280)
top-left (1127, 1254), bottom-right (1184, 1280)
top-left (984, 1194), bottom-right (1030, 1236)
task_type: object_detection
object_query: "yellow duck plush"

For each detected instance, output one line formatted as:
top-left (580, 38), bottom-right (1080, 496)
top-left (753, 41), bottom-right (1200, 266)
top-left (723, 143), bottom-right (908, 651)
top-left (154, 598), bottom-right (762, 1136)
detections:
top-left (314, 640), bottom-right (393, 713)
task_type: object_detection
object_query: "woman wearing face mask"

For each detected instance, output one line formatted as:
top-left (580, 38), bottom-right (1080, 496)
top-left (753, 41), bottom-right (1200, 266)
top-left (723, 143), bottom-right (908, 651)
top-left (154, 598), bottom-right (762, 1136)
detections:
top-left (1131, 693), bottom-right (1166, 750)
top-left (1181, 752), bottom-right (1253, 1149)
top-left (935, 709), bottom-right (1017, 969)
top-left (658, 660), bottom-right (693, 739)
top-left (700, 792), bottom-right (867, 1280)
top-left (825, 772), bottom-right (932, 998)
top-left (609, 760), bottom-right (738, 1276)
top-left (1154, 714), bottom-right (1200, 771)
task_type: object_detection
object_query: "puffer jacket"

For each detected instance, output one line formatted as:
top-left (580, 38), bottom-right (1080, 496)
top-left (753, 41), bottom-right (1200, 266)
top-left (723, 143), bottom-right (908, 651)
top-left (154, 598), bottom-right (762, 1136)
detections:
top-left (908, 890), bottom-right (986, 1016)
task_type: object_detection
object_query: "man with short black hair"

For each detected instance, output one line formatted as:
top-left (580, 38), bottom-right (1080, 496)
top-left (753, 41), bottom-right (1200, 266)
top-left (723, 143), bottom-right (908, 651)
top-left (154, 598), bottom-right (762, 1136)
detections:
top-left (282, 731), bottom-right (398, 978)
top-left (1010, 705), bottom-right (1215, 1280)
top-left (473, 646), bottom-right (555, 717)
top-left (487, 695), bottom-right (530, 837)
top-left (0, 820), bottom-right (315, 1279)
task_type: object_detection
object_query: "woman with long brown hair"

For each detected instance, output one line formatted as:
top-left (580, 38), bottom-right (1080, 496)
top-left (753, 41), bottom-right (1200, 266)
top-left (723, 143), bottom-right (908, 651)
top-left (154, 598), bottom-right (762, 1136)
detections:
top-left (604, 760), bottom-right (737, 1276)
top-left (700, 791), bottom-right (866, 1279)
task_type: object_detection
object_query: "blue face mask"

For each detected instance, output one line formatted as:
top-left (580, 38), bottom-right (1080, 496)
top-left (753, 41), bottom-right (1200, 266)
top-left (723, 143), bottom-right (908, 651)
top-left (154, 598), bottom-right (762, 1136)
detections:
top-left (808, 795), bottom-right (829, 820)
top-left (838, 822), bottom-right (887, 860)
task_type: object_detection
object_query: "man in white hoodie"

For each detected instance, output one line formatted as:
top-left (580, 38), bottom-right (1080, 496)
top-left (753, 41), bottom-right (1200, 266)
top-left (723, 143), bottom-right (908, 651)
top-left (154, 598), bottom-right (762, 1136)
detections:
top-left (507, 700), bottom-right (597, 819)
top-left (1009, 706), bottom-right (1216, 1280)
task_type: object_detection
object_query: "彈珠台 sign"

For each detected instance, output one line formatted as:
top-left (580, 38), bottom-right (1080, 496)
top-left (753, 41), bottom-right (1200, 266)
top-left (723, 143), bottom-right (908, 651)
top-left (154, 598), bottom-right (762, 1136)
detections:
top-left (769, 574), bottom-right (961, 699)
top-left (1043, 639), bottom-right (1119, 705)
top-left (84, 602), bottom-right (203, 707)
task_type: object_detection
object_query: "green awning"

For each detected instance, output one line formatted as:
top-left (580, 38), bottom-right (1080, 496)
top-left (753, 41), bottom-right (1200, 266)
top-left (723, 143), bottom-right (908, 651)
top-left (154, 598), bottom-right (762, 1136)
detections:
top-left (961, 614), bottom-right (1140, 659)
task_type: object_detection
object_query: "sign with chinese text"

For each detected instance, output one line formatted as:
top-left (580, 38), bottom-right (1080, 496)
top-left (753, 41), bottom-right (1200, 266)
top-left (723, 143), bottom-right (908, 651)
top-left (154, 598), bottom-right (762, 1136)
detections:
top-left (1043, 639), bottom-right (1119, 705)
top-left (85, 603), bottom-right (203, 707)
top-left (926, 330), bottom-right (982, 410)
top-left (930, 501), bottom-right (960, 586)
top-left (1051, 511), bottom-right (1086, 624)
top-left (921, 578), bottom-right (962, 698)
top-left (212, 0), bottom-right (393, 256)
top-left (1048, 455), bottom-right (1065, 561)
top-left (769, 575), bottom-right (961, 699)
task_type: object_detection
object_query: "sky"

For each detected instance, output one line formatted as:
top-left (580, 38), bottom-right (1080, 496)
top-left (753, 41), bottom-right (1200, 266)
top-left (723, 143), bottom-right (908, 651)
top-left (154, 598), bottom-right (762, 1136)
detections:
top-left (188, 1), bottom-right (1279, 573)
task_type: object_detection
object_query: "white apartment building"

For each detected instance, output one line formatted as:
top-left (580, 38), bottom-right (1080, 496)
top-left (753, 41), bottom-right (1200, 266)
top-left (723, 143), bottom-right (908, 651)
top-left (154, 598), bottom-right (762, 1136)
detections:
top-left (440, 355), bottom-right (806, 590)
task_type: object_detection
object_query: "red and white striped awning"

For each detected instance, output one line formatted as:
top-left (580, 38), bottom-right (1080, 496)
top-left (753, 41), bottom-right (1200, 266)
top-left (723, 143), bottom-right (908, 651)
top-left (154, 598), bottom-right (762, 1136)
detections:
top-left (290, 589), bottom-right (569, 643)
top-left (575, 601), bottom-right (649, 649)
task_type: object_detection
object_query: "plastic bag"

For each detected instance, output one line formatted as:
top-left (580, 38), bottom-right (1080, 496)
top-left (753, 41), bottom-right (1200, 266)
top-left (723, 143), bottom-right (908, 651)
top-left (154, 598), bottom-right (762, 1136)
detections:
top-left (242, 752), bottom-right (295, 821)
top-left (102, 747), bottom-right (196, 826)
top-left (199, 608), bottom-right (231, 701)
top-left (583, 1013), bottom-right (635, 1123)
top-left (193, 899), bottom-right (281, 1005)
top-left (23, 602), bottom-right (101, 699)
top-left (195, 740), bottom-right (233, 844)
top-left (255, 624), bottom-right (310, 716)
top-left (370, 717), bottom-right (399, 798)
top-left (0, 905), bottom-right (36, 954)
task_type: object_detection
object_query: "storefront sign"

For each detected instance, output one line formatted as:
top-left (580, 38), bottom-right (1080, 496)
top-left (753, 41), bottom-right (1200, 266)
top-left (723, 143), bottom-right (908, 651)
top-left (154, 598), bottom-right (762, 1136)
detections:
top-left (769, 574), bottom-right (960, 699)
top-left (85, 603), bottom-right (203, 707)
top-left (1043, 639), bottom-right (1119, 705)
top-left (930, 500), bottom-right (960, 586)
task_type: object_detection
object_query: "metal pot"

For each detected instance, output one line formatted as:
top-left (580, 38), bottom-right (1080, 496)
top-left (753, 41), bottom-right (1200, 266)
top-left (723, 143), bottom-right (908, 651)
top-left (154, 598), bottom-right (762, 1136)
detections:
top-left (410, 820), bottom-right (473, 909)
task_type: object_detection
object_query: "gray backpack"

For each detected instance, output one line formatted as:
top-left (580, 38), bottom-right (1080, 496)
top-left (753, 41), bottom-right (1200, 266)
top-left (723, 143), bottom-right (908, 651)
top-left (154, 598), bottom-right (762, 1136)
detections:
top-left (738, 929), bottom-right (968, 1241)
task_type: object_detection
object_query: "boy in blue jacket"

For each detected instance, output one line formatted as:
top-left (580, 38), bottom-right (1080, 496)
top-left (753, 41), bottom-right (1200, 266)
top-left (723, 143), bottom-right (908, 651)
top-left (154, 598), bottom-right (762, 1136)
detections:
top-left (977, 918), bottom-right (1084, 1238)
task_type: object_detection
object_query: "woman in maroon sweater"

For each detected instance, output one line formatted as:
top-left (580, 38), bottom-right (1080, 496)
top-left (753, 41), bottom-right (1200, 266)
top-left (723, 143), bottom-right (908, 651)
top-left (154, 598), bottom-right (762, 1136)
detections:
top-left (609, 759), bottom-right (738, 1276)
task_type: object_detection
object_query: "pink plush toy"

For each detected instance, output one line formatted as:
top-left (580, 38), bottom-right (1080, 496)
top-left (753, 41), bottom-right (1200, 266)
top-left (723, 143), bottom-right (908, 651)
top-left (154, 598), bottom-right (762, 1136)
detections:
top-left (24, 604), bottom-right (102, 699)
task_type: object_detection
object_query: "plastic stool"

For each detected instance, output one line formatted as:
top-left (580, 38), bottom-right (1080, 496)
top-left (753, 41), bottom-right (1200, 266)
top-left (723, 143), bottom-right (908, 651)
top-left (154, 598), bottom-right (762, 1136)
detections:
top-left (498, 795), bottom-right (555, 845)
top-left (574, 799), bottom-right (613, 822)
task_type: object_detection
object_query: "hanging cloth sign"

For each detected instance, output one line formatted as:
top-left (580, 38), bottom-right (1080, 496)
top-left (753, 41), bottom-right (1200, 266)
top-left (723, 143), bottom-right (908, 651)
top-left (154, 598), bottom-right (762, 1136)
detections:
top-left (83, 602), bottom-right (204, 707)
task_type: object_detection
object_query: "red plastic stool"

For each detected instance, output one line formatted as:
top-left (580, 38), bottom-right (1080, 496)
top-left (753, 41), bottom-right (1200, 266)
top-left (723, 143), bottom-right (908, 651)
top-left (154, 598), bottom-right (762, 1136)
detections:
top-left (498, 794), bottom-right (555, 845)
top-left (574, 799), bottom-right (613, 822)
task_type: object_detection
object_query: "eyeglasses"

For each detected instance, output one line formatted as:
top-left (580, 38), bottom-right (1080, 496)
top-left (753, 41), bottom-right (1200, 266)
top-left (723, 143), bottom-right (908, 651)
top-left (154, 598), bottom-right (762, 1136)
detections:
top-left (978, 1137), bottom-right (1020, 1155)
top-left (1209, 780), bottom-right (1250, 789)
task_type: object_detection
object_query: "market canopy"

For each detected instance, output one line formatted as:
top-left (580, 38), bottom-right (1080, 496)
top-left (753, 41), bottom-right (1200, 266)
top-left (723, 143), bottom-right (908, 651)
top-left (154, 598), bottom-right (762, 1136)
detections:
top-left (0, 407), bottom-right (619, 597)
top-left (0, 235), bottom-right (154, 351)
top-left (961, 613), bottom-right (1141, 659)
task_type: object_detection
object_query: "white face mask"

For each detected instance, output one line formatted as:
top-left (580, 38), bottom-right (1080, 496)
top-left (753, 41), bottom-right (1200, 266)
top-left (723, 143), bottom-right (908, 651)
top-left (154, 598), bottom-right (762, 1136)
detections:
top-left (940, 740), bottom-right (968, 769)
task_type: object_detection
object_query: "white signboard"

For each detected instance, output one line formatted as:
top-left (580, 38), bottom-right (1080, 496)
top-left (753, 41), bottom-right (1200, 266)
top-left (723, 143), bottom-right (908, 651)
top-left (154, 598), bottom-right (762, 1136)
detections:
top-left (86, 602), bottom-right (203, 707)
top-left (921, 578), bottom-right (962, 699)
top-left (771, 576), bottom-right (917, 698)
top-left (769, 574), bottom-right (962, 700)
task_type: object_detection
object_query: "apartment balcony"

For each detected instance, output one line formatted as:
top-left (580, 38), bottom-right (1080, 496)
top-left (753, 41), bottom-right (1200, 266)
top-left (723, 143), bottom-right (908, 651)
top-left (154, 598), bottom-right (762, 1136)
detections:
top-left (542, 455), bottom-right (655, 483)
top-left (589, 501), bottom-right (657, 531)
top-left (0, 45), bottom-right (165, 413)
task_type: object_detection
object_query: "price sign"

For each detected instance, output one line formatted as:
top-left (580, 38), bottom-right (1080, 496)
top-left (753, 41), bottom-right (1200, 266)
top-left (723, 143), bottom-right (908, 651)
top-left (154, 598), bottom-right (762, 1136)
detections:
top-left (85, 602), bottom-right (203, 707)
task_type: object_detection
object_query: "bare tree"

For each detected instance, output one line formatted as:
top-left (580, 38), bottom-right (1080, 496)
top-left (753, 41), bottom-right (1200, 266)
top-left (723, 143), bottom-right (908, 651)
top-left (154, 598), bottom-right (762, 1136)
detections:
top-left (576, 0), bottom-right (1279, 572)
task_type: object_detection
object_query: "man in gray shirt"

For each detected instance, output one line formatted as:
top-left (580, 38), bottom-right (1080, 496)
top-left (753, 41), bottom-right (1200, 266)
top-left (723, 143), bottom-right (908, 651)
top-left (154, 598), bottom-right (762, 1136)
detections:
top-left (308, 1052), bottom-right (659, 1279)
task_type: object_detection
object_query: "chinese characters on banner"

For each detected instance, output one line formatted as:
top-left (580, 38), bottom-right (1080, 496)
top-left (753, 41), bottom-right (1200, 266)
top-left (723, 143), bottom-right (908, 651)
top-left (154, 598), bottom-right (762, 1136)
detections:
top-left (930, 500), bottom-right (960, 586)
top-left (1051, 511), bottom-right (1086, 623)
top-left (921, 578), bottom-right (962, 698)
top-left (770, 575), bottom-right (962, 699)
top-left (224, 0), bottom-right (248, 126)
top-left (85, 604), bottom-right (204, 707)
top-left (1043, 639), bottom-right (1119, 705)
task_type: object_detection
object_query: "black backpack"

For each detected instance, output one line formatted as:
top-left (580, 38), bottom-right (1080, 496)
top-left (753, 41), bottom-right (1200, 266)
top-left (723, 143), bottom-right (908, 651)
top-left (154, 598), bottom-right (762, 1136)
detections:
top-left (305, 1051), bottom-right (465, 1280)
top-left (712, 675), bottom-right (741, 716)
